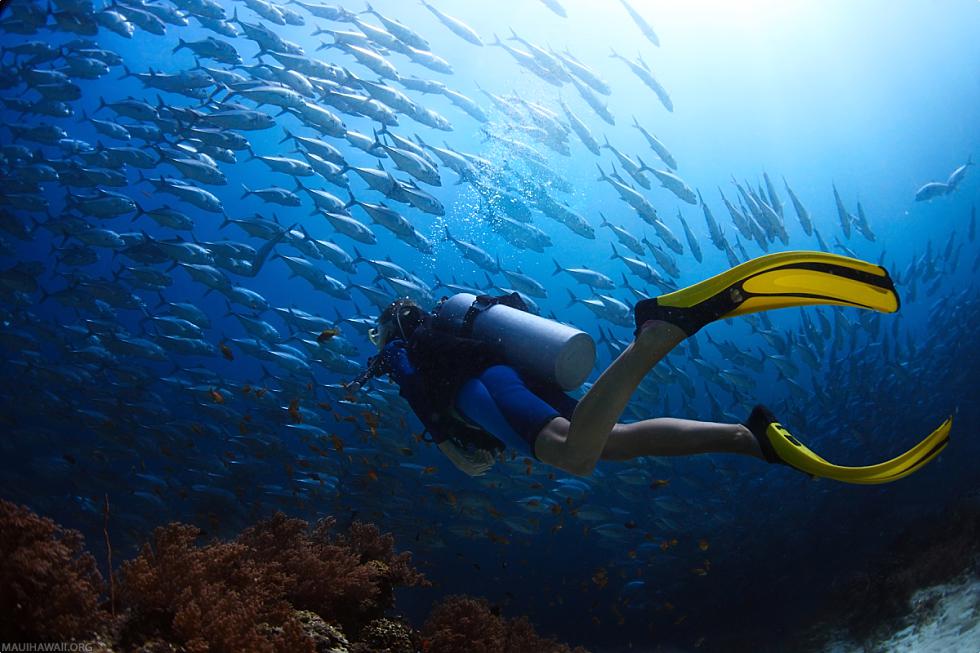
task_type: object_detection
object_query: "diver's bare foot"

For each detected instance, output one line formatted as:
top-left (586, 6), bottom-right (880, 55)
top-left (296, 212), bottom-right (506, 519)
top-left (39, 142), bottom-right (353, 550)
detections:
top-left (634, 319), bottom-right (686, 350)
top-left (737, 424), bottom-right (766, 460)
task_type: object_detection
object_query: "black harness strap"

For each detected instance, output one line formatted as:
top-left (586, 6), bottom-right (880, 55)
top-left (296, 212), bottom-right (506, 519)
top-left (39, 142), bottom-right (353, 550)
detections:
top-left (459, 292), bottom-right (528, 337)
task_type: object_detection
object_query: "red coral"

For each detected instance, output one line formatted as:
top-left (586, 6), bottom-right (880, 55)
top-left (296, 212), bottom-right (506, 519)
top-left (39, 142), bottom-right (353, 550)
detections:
top-left (0, 499), bottom-right (106, 640)
top-left (422, 595), bottom-right (590, 653)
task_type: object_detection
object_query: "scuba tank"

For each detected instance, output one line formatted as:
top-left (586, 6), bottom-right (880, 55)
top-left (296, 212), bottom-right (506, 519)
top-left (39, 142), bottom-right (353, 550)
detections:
top-left (433, 293), bottom-right (595, 391)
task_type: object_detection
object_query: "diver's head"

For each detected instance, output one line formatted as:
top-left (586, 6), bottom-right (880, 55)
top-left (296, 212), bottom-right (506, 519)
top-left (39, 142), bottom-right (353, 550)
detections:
top-left (369, 298), bottom-right (424, 349)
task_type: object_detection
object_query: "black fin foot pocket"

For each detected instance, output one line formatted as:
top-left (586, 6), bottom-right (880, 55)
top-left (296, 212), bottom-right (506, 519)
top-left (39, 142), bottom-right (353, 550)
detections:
top-left (743, 404), bottom-right (783, 465)
top-left (633, 298), bottom-right (706, 337)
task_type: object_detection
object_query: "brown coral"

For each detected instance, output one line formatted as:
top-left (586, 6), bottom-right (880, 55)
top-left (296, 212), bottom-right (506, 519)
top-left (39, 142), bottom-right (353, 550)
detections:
top-left (0, 502), bottom-right (590, 653)
top-left (422, 595), bottom-right (590, 653)
top-left (237, 513), bottom-right (429, 636)
top-left (118, 522), bottom-right (313, 653)
top-left (422, 595), bottom-right (507, 653)
top-left (0, 499), bottom-right (105, 641)
top-left (119, 512), bottom-right (428, 651)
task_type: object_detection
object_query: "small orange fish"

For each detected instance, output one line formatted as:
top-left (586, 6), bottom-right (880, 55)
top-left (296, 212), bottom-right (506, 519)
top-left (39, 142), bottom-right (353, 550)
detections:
top-left (591, 567), bottom-right (608, 589)
top-left (316, 327), bottom-right (340, 342)
top-left (220, 343), bottom-right (233, 361)
top-left (422, 465), bottom-right (437, 475)
top-left (242, 384), bottom-right (252, 395)
top-left (208, 389), bottom-right (224, 404)
top-left (366, 469), bottom-right (379, 482)
top-left (698, 538), bottom-right (710, 551)
top-left (651, 479), bottom-right (670, 489)
top-left (255, 387), bottom-right (266, 398)
top-left (330, 435), bottom-right (344, 452)
top-left (288, 398), bottom-right (302, 423)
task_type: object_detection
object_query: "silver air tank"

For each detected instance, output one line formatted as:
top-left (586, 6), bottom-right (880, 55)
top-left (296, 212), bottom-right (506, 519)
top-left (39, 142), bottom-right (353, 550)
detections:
top-left (434, 293), bottom-right (595, 391)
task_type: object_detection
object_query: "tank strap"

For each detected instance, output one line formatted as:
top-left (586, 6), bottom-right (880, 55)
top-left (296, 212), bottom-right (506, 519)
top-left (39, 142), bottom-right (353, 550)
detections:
top-left (459, 292), bottom-right (528, 337)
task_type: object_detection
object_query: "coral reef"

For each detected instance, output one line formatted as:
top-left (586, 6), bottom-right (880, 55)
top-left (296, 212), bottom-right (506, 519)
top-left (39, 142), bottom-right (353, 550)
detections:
top-left (0, 499), bottom-right (105, 641)
top-left (118, 522), bottom-right (311, 653)
top-left (422, 595), bottom-right (590, 653)
top-left (350, 617), bottom-right (417, 653)
top-left (0, 502), bottom-right (590, 652)
top-left (236, 513), bottom-right (428, 637)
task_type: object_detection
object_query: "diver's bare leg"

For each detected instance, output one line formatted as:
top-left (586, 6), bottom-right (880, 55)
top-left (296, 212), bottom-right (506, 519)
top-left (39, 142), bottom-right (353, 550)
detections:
top-left (536, 321), bottom-right (688, 475)
top-left (599, 418), bottom-right (762, 460)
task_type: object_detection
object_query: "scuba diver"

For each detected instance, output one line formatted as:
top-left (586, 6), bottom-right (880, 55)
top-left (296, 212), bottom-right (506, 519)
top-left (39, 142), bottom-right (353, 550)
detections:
top-left (349, 251), bottom-right (951, 482)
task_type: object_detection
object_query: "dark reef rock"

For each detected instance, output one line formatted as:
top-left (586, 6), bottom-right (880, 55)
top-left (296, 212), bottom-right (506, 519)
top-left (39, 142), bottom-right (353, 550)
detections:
top-left (351, 617), bottom-right (417, 653)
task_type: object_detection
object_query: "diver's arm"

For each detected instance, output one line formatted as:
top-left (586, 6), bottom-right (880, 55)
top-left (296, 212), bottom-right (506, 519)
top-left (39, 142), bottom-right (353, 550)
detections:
top-left (437, 440), bottom-right (496, 477)
top-left (382, 341), bottom-right (496, 476)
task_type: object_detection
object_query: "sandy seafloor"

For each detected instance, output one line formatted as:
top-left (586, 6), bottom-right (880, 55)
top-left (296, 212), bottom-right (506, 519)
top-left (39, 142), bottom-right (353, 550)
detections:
top-left (815, 574), bottom-right (980, 653)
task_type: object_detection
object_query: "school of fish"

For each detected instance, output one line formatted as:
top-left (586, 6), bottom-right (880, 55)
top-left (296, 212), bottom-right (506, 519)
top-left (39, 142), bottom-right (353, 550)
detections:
top-left (0, 0), bottom-right (977, 643)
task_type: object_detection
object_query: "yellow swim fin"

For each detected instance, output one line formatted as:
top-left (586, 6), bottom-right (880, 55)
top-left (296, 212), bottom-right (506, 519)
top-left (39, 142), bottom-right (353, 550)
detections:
top-left (746, 405), bottom-right (951, 485)
top-left (634, 250), bottom-right (899, 335)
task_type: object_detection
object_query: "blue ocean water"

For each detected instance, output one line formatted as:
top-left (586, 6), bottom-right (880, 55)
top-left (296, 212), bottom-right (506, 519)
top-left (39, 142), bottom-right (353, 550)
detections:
top-left (1, 0), bottom-right (978, 650)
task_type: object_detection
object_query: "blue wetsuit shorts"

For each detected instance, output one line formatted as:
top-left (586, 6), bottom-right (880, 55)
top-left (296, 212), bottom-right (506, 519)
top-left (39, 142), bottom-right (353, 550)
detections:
top-left (454, 364), bottom-right (579, 459)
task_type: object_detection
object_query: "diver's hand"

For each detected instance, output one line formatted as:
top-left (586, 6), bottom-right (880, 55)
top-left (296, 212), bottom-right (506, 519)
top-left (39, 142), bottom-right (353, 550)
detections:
top-left (438, 440), bottom-right (496, 477)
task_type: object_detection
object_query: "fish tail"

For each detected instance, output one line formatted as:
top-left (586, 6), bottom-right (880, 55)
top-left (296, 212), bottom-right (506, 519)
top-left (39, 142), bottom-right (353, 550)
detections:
top-left (564, 287), bottom-right (578, 308)
top-left (172, 38), bottom-right (186, 54)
